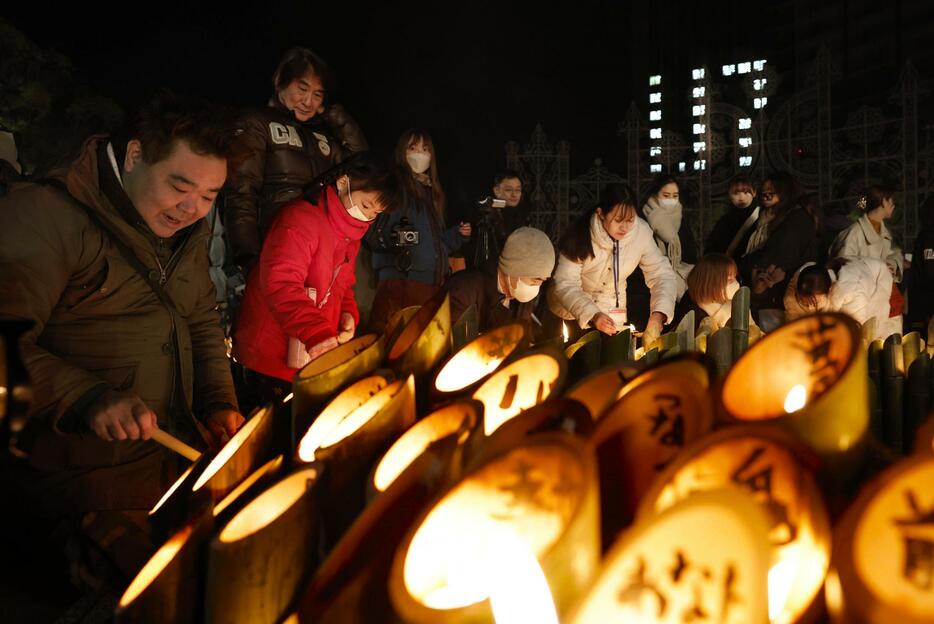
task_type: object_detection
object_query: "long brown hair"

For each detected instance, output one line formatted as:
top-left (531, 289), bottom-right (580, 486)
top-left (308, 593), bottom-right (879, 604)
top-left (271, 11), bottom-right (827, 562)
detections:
top-left (394, 128), bottom-right (446, 222)
top-left (687, 254), bottom-right (737, 305)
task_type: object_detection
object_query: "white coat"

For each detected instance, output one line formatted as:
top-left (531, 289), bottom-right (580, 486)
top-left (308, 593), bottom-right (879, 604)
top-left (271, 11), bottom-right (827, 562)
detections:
top-left (784, 256), bottom-right (901, 341)
top-left (549, 214), bottom-right (677, 328)
top-left (830, 214), bottom-right (904, 282)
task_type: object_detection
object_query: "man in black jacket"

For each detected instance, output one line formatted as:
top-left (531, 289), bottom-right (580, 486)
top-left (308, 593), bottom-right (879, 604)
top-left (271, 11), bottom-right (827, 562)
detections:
top-left (447, 227), bottom-right (555, 331)
top-left (223, 47), bottom-right (368, 272)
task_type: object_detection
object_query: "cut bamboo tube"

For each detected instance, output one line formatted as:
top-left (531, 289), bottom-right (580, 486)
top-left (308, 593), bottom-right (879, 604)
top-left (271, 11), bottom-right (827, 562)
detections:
top-left (451, 303), bottom-right (479, 353)
top-left (905, 353), bottom-right (930, 451)
top-left (882, 334), bottom-right (905, 453)
top-left (731, 285), bottom-right (750, 359)
top-left (151, 428), bottom-right (200, 461)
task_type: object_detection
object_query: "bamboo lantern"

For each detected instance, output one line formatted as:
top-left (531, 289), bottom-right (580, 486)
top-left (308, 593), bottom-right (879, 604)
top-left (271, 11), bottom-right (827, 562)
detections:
top-left (0, 320), bottom-right (32, 438)
top-left (386, 305), bottom-right (422, 347)
top-left (827, 454), bottom-right (934, 623)
top-left (293, 437), bottom-right (462, 623)
top-left (720, 313), bottom-right (869, 476)
top-left (868, 339), bottom-right (884, 439)
top-left (599, 327), bottom-right (632, 366)
top-left (292, 334), bottom-right (384, 438)
top-left (205, 467), bottom-right (319, 624)
top-left (115, 517), bottom-right (212, 623)
top-left (913, 413), bottom-right (934, 455)
top-left (732, 285), bottom-right (751, 359)
top-left (471, 349), bottom-right (567, 437)
top-left (903, 331), bottom-right (924, 373)
top-left (708, 326), bottom-right (733, 376)
top-left (386, 291), bottom-right (452, 378)
top-left (590, 358), bottom-right (714, 541)
top-left (388, 432), bottom-right (600, 622)
top-left (431, 323), bottom-right (528, 403)
top-left (564, 362), bottom-right (642, 420)
top-left (190, 403), bottom-right (275, 503)
top-left (212, 455), bottom-right (284, 524)
top-left (298, 375), bottom-right (417, 543)
top-left (452, 303), bottom-right (480, 353)
top-left (928, 316), bottom-right (934, 355)
top-left (369, 400), bottom-right (480, 498)
top-left (565, 331), bottom-right (602, 383)
top-left (148, 457), bottom-right (211, 541)
top-left (569, 490), bottom-right (771, 624)
top-left (907, 354), bottom-right (931, 449)
top-left (637, 425), bottom-right (831, 624)
top-left (883, 334), bottom-right (906, 452)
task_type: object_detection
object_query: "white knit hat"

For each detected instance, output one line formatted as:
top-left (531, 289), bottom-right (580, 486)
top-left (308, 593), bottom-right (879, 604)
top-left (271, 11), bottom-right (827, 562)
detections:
top-left (498, 227), bottom-right (555, 278)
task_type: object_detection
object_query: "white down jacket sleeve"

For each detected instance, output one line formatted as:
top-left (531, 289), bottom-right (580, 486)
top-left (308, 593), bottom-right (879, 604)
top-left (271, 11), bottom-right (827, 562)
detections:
top-left (552, 252), bottom-right (604, 329)
top-left (830, 257), bottom-right (893, 327)
top-left (638, 236), bottom-right (678, 323)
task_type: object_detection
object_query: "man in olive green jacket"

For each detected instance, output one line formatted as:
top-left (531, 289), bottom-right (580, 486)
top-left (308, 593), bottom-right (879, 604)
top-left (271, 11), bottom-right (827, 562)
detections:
top-left (0, 93), bottom-right (244, 516)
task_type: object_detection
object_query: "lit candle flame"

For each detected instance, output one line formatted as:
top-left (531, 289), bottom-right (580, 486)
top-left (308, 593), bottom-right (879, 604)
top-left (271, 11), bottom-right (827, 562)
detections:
top-left (783, 384), bottom-right (807, 413)
top-left (488, 527), bottom-right (559, 624)
top-left (562, 322), bottom-right (570, 344)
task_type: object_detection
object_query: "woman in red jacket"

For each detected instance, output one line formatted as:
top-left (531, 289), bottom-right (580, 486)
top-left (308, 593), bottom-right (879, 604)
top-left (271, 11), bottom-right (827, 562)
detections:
top-left (233, 157), bottom-right (399, 397)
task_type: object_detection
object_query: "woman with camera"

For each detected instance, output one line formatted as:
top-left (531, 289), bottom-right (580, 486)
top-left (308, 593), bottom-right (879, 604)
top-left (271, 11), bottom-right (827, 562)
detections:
top-left (232, 156), bottom-right (399, 400)
top-left (366, 128), bottom-right (471, 332)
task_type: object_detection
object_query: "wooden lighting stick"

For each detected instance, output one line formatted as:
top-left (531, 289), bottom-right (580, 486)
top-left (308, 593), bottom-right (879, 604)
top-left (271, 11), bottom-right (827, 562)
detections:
top-left (151, 428), bottom-right (201, 462)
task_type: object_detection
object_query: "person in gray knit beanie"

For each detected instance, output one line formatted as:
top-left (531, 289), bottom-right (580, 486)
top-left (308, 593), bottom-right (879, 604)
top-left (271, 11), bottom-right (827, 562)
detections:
top-left (445, 226), bottom-right (555, 331)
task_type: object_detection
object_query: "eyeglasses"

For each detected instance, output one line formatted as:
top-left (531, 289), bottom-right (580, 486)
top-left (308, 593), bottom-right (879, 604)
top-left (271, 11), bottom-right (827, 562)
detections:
top-left (760, 192), bottom-right (777, 200)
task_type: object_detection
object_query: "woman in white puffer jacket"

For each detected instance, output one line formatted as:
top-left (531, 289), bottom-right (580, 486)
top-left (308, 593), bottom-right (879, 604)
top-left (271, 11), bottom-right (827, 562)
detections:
top-left (548, 183), bottom-right (678, 345)
top-left (784, 256), bottom-right (902, 341)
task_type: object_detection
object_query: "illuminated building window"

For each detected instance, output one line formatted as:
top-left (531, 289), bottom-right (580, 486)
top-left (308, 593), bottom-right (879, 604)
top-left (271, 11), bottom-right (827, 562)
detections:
top-left (722, 64), bottom-right (736, 76)
top-left (693, 123), bottom-right (706, 135)
top-left (739, 137), bottom-right (752, 148)
top-left (649, 92), bottom-right (662, 103)
top-left (650, 110), bottom-right (662, 121)
top-left (692, 68), bottom-right (705, 80)
top-left (753, 59), bottom-right (767, 71)
top-left (754, 97), bottom-right (768, 109)
top-left (693, 160), bottom-right (707, 171)
top-left (739, 156), bottom-right (752, 167)
top-left (738, 118), bottom-right (752, 130)
top-left (650, 146), bottom-right (662, 157)
top-left (678, 162), bottom-right (686, 172)
top-left (693, 141), bottom-right (706, 153)
top-left (692, 105), bottom-right (706, 116)
top-left (650, 128), bottom-right (662, 139)
top-left (650, 163), bottom-right (663, 173)
top-left (649, 75), bottom-right (661, 86)
top-left (738, 62), bottom-right (751, 74)
top-left (692, 86), bottom-right (706, 98)
top-left (753, 78), bottom-right (768, 91)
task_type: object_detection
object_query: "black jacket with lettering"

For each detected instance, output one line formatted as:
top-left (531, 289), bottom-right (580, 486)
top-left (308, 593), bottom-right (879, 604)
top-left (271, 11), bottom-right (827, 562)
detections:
top-left (224, 97), bottom-right (368, 269)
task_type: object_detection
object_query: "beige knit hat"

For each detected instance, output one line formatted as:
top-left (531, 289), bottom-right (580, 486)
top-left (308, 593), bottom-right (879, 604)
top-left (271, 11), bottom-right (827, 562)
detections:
top-left (498, 227), bottom-right (555, 278)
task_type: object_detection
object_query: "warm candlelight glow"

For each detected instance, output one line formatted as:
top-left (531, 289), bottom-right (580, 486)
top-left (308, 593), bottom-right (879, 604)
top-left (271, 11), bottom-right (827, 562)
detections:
top-left (297, 334), bottom-right (379, 379)
top-left (149, 464), bottom-right (195, 515)
top-left (633, 346), bottom-right (645, 359)
top-left (213, 455), bottom-right (284, 518)
top-left (219, 468), bottom-right (317, 543)
top-left (282, 392), bottom-right (293, 404)
top-left (118, 524), bottom-right (193, 607)
top-left (784, 384), bottom-right (807, 413)
top-left (562, 322), bottom-right (570, 344)
top-left (434, 324), bottom-right (525, 393)
top-left (192, 408), bottom-right (267, 492)
top-left (298, 377), bottom-right (404, 463)
top-left (487, 526), bottom-right (559, 624)
top-left (401, 445), bottom-right (583, 610)
top-left (372, 403), bottom-right (474, 493)
top-left (472, 353), bottom-right (562, 436)
top-left (296, 375), bottom-right (388, 463)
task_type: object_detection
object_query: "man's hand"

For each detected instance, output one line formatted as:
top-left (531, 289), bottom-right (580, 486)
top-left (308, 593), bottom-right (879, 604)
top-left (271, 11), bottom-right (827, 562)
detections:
top-left (458, 222), bottom-right (472, 237)
top-left (752, 265), bottom-right (786, 294)
top-left (85, 390), bottom-right (157, 442)
top-left (337, 312), bottom-right (355, 344)
top-left (206, 409), bottom-right (245, 446)
top-left (591, 312), bottom-right (618, 336)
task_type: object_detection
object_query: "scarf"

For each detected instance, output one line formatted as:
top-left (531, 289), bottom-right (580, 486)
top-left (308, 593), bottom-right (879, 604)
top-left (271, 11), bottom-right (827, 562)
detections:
top-left (413, 171), bottom-right (432, 187)
top-left (643, 195), bottom-right (692, 298)
top-left (745, 206), bottom-right (777, 256)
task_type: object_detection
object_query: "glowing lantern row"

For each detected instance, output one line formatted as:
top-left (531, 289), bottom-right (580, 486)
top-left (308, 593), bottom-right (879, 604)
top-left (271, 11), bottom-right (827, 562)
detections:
top-left (721, 313), bottom-right (869, 475)
top-left (637, 425), bottom-right (831, 624)
top-left (471, 350), bottom-right (566, 436)
top-left (569, 490), bottom-right (771, 623)
top-left (389, 433), bottom-right (600, 622)
top-left (828, 454), bottom-right (934, 623)
top-left (564, 361), bottom-right (641, 420)
top-left (206, 467), bottom-right (319, 624)
top-left (387, 291), bottom-right (452, 377)
top-left (431, 322), bottom-right (527, 399)
top-left (213, 454), bottom-right (284, 520)
top-left (370, 401), bottom-right (478, 495)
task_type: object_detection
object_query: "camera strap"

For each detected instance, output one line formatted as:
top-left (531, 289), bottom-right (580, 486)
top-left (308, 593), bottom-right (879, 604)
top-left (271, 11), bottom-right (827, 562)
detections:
top-left (612, 240), bottom-right (621, 308)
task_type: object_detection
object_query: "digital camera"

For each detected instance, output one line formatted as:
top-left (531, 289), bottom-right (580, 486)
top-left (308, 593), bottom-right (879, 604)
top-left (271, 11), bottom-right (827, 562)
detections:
top-left (390, 218), bottom-right (419, 247)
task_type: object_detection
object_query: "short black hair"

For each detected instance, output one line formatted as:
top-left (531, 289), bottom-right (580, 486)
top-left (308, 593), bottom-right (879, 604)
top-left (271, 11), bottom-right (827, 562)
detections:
top-left (115, 90), bottom-right (245, 168)
top-left (272, 47), bottom-right (333, 101)
top-left (494, 169), bottom-right (522, 186)
top-left (559, 183), bottom-right (638, 262)
top-left (795, 263), bottom-right (833, 308)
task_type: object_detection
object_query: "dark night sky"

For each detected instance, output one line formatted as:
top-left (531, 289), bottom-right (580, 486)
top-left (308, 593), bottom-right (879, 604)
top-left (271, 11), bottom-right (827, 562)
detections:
top-left (5, 1), bottom-right (931, 214)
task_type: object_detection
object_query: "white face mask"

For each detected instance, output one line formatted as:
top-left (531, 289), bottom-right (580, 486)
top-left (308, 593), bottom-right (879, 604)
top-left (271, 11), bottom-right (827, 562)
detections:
top-left (658, 197), bottom-right (679, 210)
top-left (510, 278), bottom-right (541, 303)
top-left (725, 280), bottom-right (740, 300)
top-left (406, 152), bottom-right (432, 174)
top-left (345, 181), bottom-right (375, 222)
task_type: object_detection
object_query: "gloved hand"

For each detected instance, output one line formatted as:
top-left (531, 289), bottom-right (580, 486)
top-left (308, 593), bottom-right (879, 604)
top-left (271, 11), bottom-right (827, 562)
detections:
top-left (308, 336), bottom-right (340, 360)
top-left (337, 312), bottom-right (356, 344)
